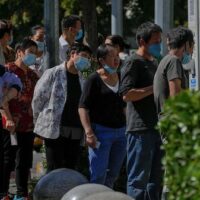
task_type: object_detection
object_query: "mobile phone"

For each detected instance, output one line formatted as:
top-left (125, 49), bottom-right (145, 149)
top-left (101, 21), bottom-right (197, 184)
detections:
top-left (10, 133), bottom-right (17, 146)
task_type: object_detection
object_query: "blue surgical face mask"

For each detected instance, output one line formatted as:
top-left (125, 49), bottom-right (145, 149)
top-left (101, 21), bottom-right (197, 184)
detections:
top-left (74, 56), bottom-right (91, 71)
top-left (148, 43), bottom-right (161, 58)
top-left (103, 64), bottom-right (117, 74)
top-left (22, 53), bottom-right (37, 66)
top-left (182, 52), bottom-right (192, 65)
top-left (36, 41), bottom-right (45, 52)
top-left (75, 29), bottom-right (83, 41)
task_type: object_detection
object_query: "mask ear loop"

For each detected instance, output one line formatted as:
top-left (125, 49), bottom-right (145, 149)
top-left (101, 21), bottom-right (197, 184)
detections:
top-left (98, 58), bottom-right (105, 68)
top-left (184, 41), bottom-right (191, 55)
top-left (184, 43), bottom-right (187, 54)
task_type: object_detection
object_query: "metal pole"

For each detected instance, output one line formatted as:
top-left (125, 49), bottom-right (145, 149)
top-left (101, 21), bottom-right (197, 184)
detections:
top-left (111, 0), bottom-right (123, 36)
top-left (155, 0), bottom-right (174, 55)
top-left (44, 0), bottom-right (59, 68)
top-left (188, 0), bottom-right (200, 90)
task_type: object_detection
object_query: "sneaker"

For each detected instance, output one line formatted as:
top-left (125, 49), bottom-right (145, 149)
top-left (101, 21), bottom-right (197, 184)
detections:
top-left (13, 195), bottom-right (29, 200)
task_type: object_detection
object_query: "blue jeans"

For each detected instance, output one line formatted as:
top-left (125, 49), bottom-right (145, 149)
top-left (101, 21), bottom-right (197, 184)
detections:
top-left (127, 130), bottom-right (164, 200)
top-left (88, 124), bottom-right (126, 188)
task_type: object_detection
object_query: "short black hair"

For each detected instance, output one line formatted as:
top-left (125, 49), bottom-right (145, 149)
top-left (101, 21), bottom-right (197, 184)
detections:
top-left (136, 22), bottom-right (162, 46)
top-left (15, 38), bottom-right (37, 51)
top-left (167, 27), bottom-right (194, 49)
top-left (106, 35), bottom-right (130, 51)
top-left (31, 25), bottom-right (44, 35)
top-left (61, 15), bottom-right (81, 32)
top-left (0, 19), bottom-right (13, 39)
top-left (96, 44), bottom-right (114, 66)
top-left (67, 43), bottom-right (92, 57)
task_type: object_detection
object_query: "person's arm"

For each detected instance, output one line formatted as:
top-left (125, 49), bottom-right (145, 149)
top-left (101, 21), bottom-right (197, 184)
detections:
top-left (32, 68), bottom-right (53, 124)
top-left (78, 73), bottom-right (98, 148)
top-left (169, 78), bottom-right (182, 97)
top-left (120, 58), bottom-right (153, 102)
top-left (1, 102), bottom-right (15, 133)
top-left (1, 87), bottom-right (19, 133)
top-left (123, 85), bottom-right (153, 102)
top-left (78, 108), bottom-right (97, 148)
top-left (166, 58), bottom-right (184, 97)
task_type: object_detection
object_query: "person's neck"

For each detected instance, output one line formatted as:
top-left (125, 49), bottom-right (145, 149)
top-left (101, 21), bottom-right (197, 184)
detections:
top-left (65, 61), bottom-right (78, 74)
top-left (62, 33), bottom-right (74, 46)
top-left (98, 68), bottom-right (118, 78)
top-left (169, 49), bottom-right (182, 59)
top-left (14, 59), bottom-right (28, 72)
top-left (0, 39), bottom-right (7, 49)
top-left (136, 47), bottom-right (153, 61)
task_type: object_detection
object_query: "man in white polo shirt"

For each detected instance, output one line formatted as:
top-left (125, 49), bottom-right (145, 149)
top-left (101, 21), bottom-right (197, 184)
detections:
top-left (59, 15), bottom-right (83, 63)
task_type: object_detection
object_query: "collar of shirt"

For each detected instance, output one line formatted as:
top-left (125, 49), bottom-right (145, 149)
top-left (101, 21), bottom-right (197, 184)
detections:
top-left (59, 35), bottom-right (69, 47)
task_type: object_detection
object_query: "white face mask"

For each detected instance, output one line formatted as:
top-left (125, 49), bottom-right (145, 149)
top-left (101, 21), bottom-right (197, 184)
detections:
top-left (35, 41), bottom-right (45, 52)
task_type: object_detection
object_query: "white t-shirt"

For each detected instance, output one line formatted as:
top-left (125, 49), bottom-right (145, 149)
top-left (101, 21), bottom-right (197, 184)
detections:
top-left (103, 80), bottom-right (119, 93)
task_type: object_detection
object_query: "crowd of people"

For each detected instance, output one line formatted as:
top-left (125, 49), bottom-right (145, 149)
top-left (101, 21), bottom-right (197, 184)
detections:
top-left (0, 14), bottom-right (194, 200)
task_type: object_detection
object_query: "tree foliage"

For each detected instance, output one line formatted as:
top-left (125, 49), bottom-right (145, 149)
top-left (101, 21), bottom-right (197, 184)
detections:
top-left (0, 0), bottom-right (43, 42)
top-left (0, 0), bottom-right (188, 48)
top-left (158, 90), bottom-right (200, 200)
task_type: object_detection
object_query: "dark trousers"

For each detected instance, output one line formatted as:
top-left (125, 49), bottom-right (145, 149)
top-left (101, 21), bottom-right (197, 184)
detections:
top-left (15, 132), bottom-right (34, 197)
top-left (127, 130), bottom-right (164, 200)
top-left (0, 126), bottom-right (34, 197)
top-left (44, 135), bottom-right (81, 172)
top-left (0, 126), bottom-right (16, 196)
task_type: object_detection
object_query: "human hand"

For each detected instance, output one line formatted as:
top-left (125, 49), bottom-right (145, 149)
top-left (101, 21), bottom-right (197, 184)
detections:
top-left (6, 119), bottom-right (15, 133)
top-left (85, 128), bottom-right (98, 149)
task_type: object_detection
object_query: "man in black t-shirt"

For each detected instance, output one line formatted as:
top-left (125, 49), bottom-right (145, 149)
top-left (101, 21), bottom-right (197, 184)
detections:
top-left (119, 22), bottom-right (163, 200)
top-left (154, 27), bottom-right (194, 118)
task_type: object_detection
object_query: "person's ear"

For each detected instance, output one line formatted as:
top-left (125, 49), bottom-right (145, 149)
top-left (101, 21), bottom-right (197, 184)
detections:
top-left (68, 27), bottom-right (74, 33)
top-left (99, 58), bottom-right (105, 66)
top-left (139, 39), bottom-right (146, 47)
top-left (16, 49), bottom-right (23, 59)
top-left (70, 50), bottom-right (77, 60)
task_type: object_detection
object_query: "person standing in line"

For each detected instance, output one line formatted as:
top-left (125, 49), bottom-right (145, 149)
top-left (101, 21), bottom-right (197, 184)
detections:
top-left (32, 43), bottom-right (92, 172)
top-left (153, 27), bottom-right (194, 118)
top-left (105, 35), bottom-right (130, 62)
top-left (1, 38), bottom-right (38, 200)
top-left (79, 44), bottom-right (127, 188)
top-left (0, 19), bottom-right (15, 65)
top-left (59, 15), bottom-right (82, 63)
top-left (30, 25), bottom-right (47, 77)
top-left (0, 20), bottom-right (15, 64)
top-left (119, 22), bottom-right (164, 200)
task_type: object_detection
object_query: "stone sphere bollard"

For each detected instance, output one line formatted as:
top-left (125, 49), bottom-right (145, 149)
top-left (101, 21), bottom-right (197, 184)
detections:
top-left (82, 191), bottom-right (135, 200)
top-left (33, 168), bottom-right (88, 200)
top-left (61, 183), bottom-right (112, 200)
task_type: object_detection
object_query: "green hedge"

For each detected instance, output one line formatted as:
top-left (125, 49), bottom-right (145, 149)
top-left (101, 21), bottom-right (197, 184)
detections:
top-left (158, 90), bottom-right (200, 200)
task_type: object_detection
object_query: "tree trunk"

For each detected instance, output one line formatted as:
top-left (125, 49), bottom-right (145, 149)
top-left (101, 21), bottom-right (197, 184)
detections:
top-left (80, 0), bottom-right (98, 53)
